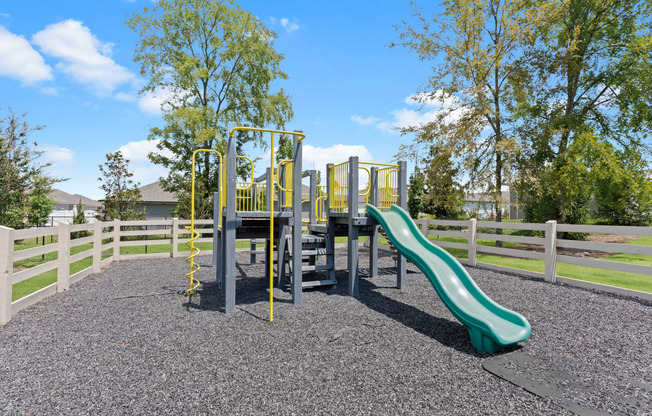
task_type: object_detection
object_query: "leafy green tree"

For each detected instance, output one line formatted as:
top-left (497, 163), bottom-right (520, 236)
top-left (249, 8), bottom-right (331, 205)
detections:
top-left (392, 0), bottom-right (555, 224)
top-left (28, 173), bottom-right (55, 227)
top-left (407, 168), bottom-right (425, 219)
top-left (0, 108), bottom-right (59, 227)
top-left (276, 134), bottom-right (293, 161)
top-left (421, 145), bottom-right (465, 219)
top-left (97, 151), bottom-right (146, 221)
top-left (127, 0), bottom-right (293, 217)
top-left (515, 0), bottom-right (652, 222)
top-left (71, 199), bottom-right (90, 239)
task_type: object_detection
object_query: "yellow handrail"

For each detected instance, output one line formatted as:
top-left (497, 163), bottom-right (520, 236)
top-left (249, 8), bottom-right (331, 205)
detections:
top-left (276, 160), bottom-right (293, 192)
top-left (237, 155), bottom-right (254, 190)
top-left (384, 168), bottom-right (400, 198)
top-left (186, 148), bottom-right (223, 296)
top-left (315, 195), bottom-right (327, 222)
top-left (229, 127), bottom-right (305, 323)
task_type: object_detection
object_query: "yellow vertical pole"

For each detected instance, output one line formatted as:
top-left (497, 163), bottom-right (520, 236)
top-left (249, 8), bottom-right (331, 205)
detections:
top-left (269, 132), bottom-right (274, 322)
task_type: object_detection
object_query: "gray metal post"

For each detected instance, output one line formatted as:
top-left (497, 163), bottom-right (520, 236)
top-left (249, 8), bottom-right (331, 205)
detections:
top-left (291, 132), bottom-right (303, 305)
top-left (348, 156), bottom-right (359, 297)
top-left (396, 160), bottom-right (408, 290)
top-left (545, 220), bottom-right (558, 282)
top-left (326, 163), bottom-right (336, 282)
top-left (224, 132), bottom-right (237, 314)
top-left (309, 170), bottom-right (317, 225)
top-left (368, 167), bottom-right (378, 278)
top-left (266, 167), bottom-right (272, 213)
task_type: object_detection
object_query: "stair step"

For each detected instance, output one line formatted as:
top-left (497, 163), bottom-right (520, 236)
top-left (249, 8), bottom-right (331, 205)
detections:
top-left (301, 264), bottom-right (334, 272)
top-left (299, 248), bottom-right (331, 256)
top-left (302, 279), bottom-right (337, 288)
top-left (251, 250), bottom-right (265, 255)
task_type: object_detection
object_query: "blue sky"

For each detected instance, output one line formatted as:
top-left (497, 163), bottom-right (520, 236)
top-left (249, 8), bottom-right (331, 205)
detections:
top-left (0, 0), bottom-right (440, 199)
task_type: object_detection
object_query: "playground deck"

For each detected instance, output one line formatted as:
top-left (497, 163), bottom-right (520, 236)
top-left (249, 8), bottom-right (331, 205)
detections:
top-left (1, 248), bottom-right (650, 415)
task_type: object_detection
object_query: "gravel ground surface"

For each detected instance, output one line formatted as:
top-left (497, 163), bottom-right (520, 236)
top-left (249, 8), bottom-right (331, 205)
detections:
top-left (1, 248), bottom-right (651, 415)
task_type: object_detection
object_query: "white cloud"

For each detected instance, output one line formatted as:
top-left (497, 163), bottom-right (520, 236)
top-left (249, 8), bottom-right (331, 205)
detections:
top-left (0, 26), bottom-right (52, 85)
top-left (41, 144), bottom-right (75, 166)
top-left (353, 91), bottom-right (466, 134)
top-left (270, 16), bottom-right (300, 34)
top-left (32, 19), bottom-right (135, 94)
top-left (350, 115), bottom-right (381, 126)
top-left (280, 18), bottom-right (299, 33)
top-left (117, 139), bottom-right (174, 163)
top-left (40, 86), bottom-right (58, 95)
top-left (303, 143), bottom-right (374, 184)
top-left (116, 139), bottom-right (174, 186)
top-left (137, 87), bottom-right (177, 115)
top-left (115, 91), bottom-right (136, 102)
top-left (0, 13), bottom-right (10, 18)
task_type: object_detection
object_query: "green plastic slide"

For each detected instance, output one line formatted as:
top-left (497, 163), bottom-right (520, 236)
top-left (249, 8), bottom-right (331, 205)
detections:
top-left (367, 204), bottom-right (531, 353)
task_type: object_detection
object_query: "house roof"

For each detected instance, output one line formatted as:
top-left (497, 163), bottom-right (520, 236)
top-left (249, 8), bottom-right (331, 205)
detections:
top-left (138, 181), bottom-right (178, 203)
top-left (50, 189), bottom-right (102, 208)
top-left (464, 191), bottom-right (511, 203)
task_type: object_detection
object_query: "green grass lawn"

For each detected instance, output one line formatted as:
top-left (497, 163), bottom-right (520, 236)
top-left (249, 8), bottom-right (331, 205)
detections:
top-left (11, 232), bottom-right (652, 302)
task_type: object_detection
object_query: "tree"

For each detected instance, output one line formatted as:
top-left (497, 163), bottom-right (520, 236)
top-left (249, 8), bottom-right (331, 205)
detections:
top-left (28, 173), bottom-right (55, 227)
top-left (127, 0), bottom-right (293, 218)
top-left (407, 167), bottom-right (425, 218)
top-left (97, 151), bottom-right (146, 221)
top-left (71, 199), bottom-right (90, 239)
top-left (392, 0), bottom-right (556, 225)
top-left (421, 145), bottom-right (466, 219)
top-left (276, 134), bottom-right (293, 161)
top-left (0, 108), bottom-right (58, 227)
top-left (515, 0), bottom-right (652, 222)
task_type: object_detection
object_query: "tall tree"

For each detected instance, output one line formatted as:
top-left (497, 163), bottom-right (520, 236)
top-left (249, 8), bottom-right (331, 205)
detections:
top-left (127, 0), bottom-right (293, 216)
top-left (407, 167), bottom-right (425, 218)
top-left (97, 151), bottom-right (146, 221)
top-left (0, 108), bottom-right (58, 227)
top-left (515, 0), bottom-right (652, 222)
top-left (71, 199), bottom-right (90, 239)
top-left (422, 145), bottom-right (466, 219)
top-left (392, 0), bottom-right (556, 226)
top-left (28, 173), bottom-right (55, 227)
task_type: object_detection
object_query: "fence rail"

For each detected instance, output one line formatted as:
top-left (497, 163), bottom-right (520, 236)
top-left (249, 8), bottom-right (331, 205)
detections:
top-left (0, 218), bottom-right (218, 325)
top-left (414, 218), bottom-right (652, 301)
top-left (2, 216), bottom-right (652, 325)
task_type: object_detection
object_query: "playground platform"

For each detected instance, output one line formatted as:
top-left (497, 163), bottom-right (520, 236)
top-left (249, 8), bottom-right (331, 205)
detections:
top-left (1, 248), bottom-right (650, 415)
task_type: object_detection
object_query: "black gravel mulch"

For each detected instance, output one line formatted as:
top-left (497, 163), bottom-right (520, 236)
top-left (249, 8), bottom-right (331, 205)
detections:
top-left (1, 248), bottom-right (650, 415)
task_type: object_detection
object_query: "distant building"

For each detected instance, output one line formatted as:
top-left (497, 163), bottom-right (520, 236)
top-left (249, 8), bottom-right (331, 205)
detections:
top-left (138, 181), bottom-right (178, 219)
top-left (49, 189), bottom-right (102, 225)
top-left (463, 191), bottom-right (520, 219)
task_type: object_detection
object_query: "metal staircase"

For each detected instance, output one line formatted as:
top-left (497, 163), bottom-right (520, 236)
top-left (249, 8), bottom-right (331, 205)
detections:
top-left (278, 232), bottom-right (336, 288)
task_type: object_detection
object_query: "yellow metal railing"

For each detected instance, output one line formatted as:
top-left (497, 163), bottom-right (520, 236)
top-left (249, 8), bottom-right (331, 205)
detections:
top-left (276, 160), bottom-right (293, 208)
top-left (316, 185), bottom-right (327, 222)
top-left (377, 166), bottom-right (399, 209)
top-left (328, 161), bottom-right (349, 212)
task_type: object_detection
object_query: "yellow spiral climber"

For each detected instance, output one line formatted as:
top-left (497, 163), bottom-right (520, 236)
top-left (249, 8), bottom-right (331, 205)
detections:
top-left (184, 225), bottom-right (202, 295)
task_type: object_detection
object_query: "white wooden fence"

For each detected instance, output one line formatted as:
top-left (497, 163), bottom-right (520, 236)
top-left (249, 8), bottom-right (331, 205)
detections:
top-left (414, 218), bottom-right (652, 301)
top-left (2, 218), bottom-right (651, 325)
top-left (0, 219), bottom-right (213, 325)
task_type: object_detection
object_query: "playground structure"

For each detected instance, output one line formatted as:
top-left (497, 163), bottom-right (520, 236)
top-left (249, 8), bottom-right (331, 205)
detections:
top-left (186, 126), bottom-right (530, 352)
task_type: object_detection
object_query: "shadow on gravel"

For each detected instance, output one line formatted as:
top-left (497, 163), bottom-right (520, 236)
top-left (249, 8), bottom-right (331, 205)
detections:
top-left (356, 277), bottom-right (486, 357)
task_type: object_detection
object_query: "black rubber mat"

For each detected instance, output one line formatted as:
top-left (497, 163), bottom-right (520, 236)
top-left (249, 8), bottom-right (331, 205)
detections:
top-left (483, 350), bottom-right (651, 415)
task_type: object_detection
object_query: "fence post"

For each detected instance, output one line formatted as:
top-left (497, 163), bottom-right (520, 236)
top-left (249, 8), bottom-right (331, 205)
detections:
top-left (0, 226), bottom-right (14, 325)
top-left (172, 218), bottom-right (179, 258)
top-left (57, 223), bottom-right (70, 292)
top-left (468, 218), bottom-right (477, 267)
top-left (544, 220), bottom-right (557, 282)
top-left (419, 219), bottom-right (428, 236)
top-left (92, 221), bottom-right (102, 273)
top-left (113, 219), bottom-right (121, 261)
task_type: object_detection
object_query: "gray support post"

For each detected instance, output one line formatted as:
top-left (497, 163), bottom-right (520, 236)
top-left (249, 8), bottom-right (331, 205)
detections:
top-left (544, 220), bottom-right (558, 282)
top-left (396, 160), bottom-right (408, 290)
top-left (224, 131), bottom-right (237, 314)
top-left (468, 219), bottom-right (478, 267)
top-left (57, 223), bottom-right (70, 293)
top-left (92, 221), bottom-right (102, 273)
top-left (326, 163), bottom-right (336, 282)
top-left (368, 167), bottom-right (378, 278)
top-left (291, 131), bottom-right (303, 305)
top-left (348, 156), bottom-right (360, 297)
top-left (266, 167), bottom-right (272, 212)
top-left (0, 226), bottom-right (14, 325)
top-left (309, 170), bottom-right (317, 225)
top-left (213, 192), bottom-right (219, 268)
